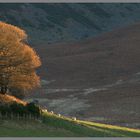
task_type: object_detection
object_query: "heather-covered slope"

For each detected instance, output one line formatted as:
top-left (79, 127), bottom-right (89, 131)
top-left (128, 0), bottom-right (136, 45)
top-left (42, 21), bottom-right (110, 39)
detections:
top-left (1, 3), bottom-right (140, 44)
top-left (1, 3), bottom-right (140, 128)
top-left (26, 23), bottom-right (140, 128)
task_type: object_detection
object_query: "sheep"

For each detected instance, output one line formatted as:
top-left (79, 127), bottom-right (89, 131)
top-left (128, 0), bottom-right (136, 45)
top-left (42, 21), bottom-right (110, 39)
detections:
top-left (58, 114), bottom-right (61, 117)
top-left (42, 109), bottom-right (48, 112)
top-left (72, 117), bottom-right (77, 121)
top-left (50, 111), bottom-right (54, 114)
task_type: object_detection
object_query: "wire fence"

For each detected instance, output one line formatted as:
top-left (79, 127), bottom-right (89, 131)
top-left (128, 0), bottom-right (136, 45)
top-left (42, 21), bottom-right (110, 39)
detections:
top-left (0, 112), bottom-right (42, 121)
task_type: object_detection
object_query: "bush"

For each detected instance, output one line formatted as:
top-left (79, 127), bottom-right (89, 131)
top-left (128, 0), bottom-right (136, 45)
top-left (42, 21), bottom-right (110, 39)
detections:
top-left (0, 104), bottom-right (10, 115)
top-left (26, 102), bottom-right (41, 117)
top-left (0, 102), bottom-right (41, 117)
top-left (10, 102), bottom-right (27, 115)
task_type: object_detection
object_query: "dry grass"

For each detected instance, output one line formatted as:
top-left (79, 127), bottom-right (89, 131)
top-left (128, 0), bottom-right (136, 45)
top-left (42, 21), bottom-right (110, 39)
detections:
top-left (0, 94), bottom-right (26, 105)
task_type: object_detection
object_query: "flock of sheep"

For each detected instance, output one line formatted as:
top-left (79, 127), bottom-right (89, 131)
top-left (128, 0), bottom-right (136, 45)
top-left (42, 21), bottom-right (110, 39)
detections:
top-left (43, 109), bottom-right (77, 121)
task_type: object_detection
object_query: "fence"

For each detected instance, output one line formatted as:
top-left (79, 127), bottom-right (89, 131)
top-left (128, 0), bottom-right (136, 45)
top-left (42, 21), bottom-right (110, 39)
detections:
top-left (0, 112), bottom-right (42, 121)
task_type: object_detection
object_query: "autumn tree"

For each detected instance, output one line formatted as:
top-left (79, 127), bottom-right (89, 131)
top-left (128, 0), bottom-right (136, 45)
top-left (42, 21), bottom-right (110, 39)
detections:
top-left (0, 22), bottom-right (41, 95)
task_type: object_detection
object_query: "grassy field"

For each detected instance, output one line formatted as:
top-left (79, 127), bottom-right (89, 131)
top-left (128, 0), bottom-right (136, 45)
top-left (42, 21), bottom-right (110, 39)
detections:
top-left (0, 111), bottom-right (140, 137)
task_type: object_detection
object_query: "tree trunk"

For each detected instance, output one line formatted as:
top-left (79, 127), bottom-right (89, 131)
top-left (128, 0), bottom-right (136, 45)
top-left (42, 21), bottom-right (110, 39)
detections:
top-left (0, 86), bottom-right (7, 94)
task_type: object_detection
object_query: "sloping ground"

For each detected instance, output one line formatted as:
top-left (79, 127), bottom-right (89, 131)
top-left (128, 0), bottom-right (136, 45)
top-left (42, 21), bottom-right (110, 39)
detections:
top-left (27, 22), bottom-right (140, 128)
top-left (1, 3), bottom-right (140, 44)
top-left (1, 112), bottom-right (140, 137)
top-left (0, 94), bottom-right (26, 105)
top-left (35, 22), bottom-right (140, 88)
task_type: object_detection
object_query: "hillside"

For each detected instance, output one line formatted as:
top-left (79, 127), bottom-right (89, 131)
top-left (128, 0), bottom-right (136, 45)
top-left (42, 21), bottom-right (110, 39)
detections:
top-left (1, 95), bottom-right (140, 137)
top-left (2, 3), bottom-right (140, 129)
top-left (1, 3), bottom-right (140, 44)
top-left (1, 111), bottom-right (140, 137)
top-left (26, 22), bottom-right (140, 128)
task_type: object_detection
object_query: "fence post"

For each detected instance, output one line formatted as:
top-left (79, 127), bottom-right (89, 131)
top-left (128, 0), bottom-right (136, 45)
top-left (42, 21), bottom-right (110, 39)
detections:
top-left (11, 112), bottom-right (13, 120)
top-left (0, 112), bottom-right (1, 119)
top-left (26, 114), bottom-right (28, 120)
top-left (17, 113), bottom-right (19, 120)
top-left (24, 114), bottom-right (26, 120)
top-left (5, 112), bottom-right (7, 120)
top-left (29, 114), bottom-right (32, 120)
top-left (9, 113), bottom-right (11, 120)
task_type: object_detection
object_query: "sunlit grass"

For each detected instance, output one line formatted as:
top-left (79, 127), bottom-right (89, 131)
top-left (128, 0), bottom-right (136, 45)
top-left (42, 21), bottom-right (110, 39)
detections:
top-left (43, 111), bottom-right (140, 134)
top-left (41, 111), bottom-right (140, 137)
top-left (0, 108), bottom-right (140, 137)
top-left (78, 120), bottom-right (140, 133)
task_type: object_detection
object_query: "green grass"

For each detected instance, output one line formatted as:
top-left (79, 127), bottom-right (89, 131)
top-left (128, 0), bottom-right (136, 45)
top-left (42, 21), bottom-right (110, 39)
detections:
top-left (41, 112), bottom-right (140, 137)
top-left (0, 111), bottom-right (140, 137)
top-left (0, 119), bottom-right (76, 137)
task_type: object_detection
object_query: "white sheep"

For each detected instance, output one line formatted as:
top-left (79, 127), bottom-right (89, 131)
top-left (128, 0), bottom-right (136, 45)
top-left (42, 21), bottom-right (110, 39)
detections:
top-left (50, 111), bottom-right (54, 114)
top-left (58, 114), bottom-right (61, 117)
top-left (72, 117), bottom-right (77, 121)
top-left (44, 109), bottom-right (48, 112)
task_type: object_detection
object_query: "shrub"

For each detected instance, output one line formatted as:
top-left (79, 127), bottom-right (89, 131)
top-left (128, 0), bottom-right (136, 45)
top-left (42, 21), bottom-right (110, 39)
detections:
top-left (0, 104), bottom-right (10, 115)
top-left (26, 102), bottom-right (41, 117)
top-left (10, 102), bottom-right (27, 115)
top-left (0, 102), bottom-right (41, 117)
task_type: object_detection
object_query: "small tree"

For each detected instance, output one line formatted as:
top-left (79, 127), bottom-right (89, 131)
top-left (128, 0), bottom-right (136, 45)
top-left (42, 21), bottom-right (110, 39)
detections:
top-left (0, 22), bottom-right (41, 94)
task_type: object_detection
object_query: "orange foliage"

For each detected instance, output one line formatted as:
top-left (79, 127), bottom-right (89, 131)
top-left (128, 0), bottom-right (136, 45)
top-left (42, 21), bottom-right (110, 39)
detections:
top-left (0, 22), bottom-right (41, 94)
